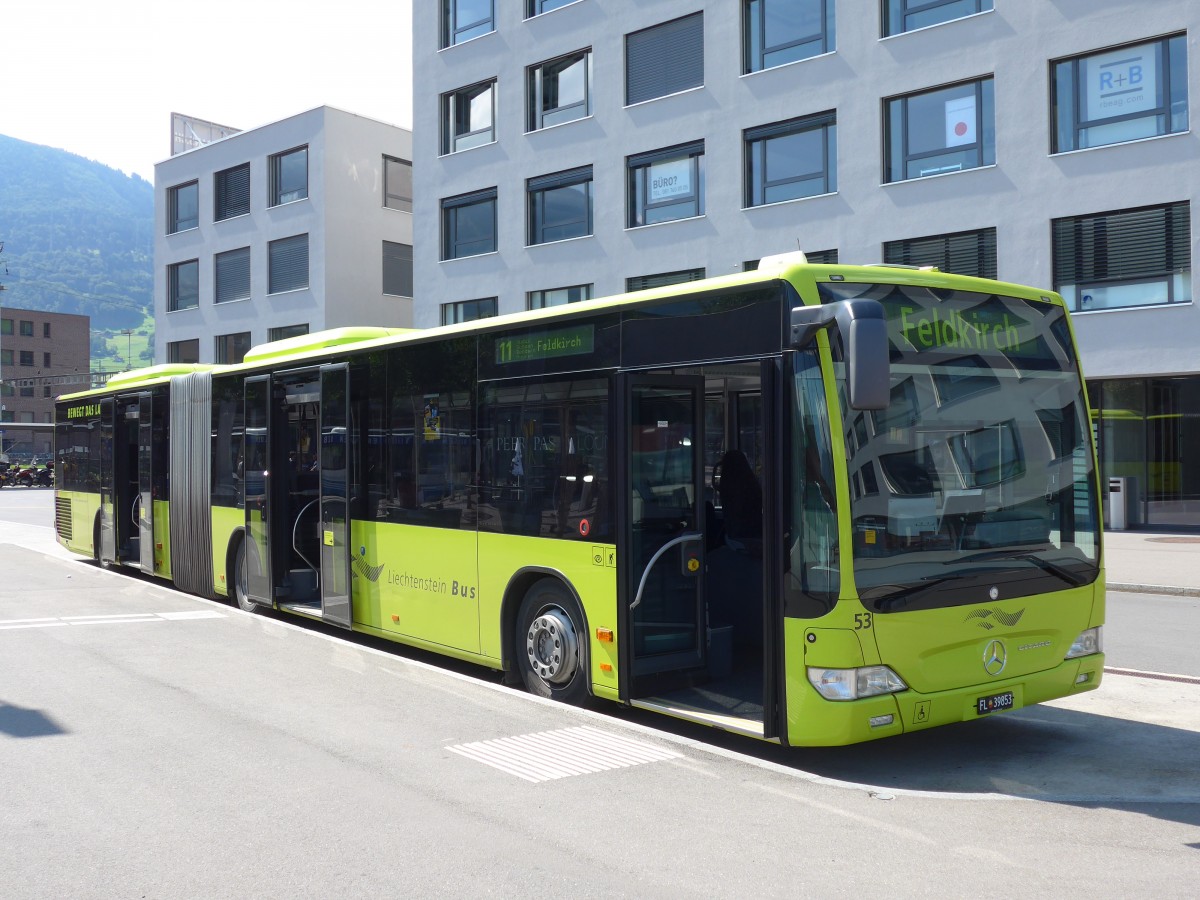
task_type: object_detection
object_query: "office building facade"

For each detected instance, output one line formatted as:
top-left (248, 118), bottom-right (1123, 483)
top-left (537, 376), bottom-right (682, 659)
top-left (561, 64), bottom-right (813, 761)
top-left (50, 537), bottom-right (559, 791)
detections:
top-left (155, 106), bottom-right (415, 365)
top-left (412, 1), bottom-right (1198, 528)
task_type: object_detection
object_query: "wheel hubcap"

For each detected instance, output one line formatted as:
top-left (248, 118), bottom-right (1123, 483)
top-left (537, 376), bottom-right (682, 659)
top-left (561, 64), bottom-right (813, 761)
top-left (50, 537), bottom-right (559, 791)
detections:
top-left (526, 608), bottom-right (578, 685)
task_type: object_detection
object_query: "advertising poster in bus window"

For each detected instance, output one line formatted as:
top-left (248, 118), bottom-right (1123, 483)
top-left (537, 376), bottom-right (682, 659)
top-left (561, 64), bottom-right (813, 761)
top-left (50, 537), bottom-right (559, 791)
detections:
top-left (423, 394), bottom-right (441, 441)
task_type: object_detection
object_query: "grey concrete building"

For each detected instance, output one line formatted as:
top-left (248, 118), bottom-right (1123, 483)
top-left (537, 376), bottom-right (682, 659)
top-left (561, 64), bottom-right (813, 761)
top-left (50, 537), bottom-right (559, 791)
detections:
top-left (413, 1), bottom-right (1198, 528)
top-left (155, 106), bottom-right (414, 365)
top-left (0, 306), bottom-right (89, 458)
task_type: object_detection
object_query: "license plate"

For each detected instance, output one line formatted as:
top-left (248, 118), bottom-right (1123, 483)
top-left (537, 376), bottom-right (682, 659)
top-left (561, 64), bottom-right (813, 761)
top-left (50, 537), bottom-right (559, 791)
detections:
top-left (976, 691), bottom-right (1014, 715)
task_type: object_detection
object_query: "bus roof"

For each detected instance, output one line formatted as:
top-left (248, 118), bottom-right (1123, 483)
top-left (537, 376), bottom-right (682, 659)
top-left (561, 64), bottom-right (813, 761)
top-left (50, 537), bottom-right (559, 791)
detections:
top-left (58, 254), bottom-right (1063, 400)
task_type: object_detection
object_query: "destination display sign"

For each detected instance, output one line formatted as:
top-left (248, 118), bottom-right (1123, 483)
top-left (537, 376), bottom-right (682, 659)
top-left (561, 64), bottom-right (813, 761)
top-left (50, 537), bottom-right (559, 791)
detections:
top-left (495, 324), bottom-right (595, 365)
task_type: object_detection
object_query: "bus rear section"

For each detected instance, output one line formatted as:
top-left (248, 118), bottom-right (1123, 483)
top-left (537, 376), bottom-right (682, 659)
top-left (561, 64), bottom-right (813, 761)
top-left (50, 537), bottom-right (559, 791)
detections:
top-left (787, 276), bottom-right (1103, 745)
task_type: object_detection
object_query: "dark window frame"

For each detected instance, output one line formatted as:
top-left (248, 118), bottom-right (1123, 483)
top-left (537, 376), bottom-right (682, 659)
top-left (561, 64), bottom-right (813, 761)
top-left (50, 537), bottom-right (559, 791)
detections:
top-left (528, 284), bottom-right (593, 309)
top-left (442, 189), bottom-right (498, 260)
top-left (167, 339), bottom-right (200, 364)
top-left (168, 259), bottom-right (200, 312)
top-left (384, 156), bottom-right (413, 211)
top-left (441, 297), bottom-right (498, 325)
top-left (442, 0), bottom-right (494, 48)
top-left (528, 166), bottom-right (593, 245)
top-left (269, 146), bottom-right (308, 206)
top-left (383, 241), bottom-right (415, 297)
top-left (442, 80), bottom-right (497, 154)
top-left (628, 141), bottom-right (705, 227)
top-left (745, 111), bottom-right (836, 207)
top-left (168, 181), bottom-right (199, 233)
top-left (214, 246), bottom-right (251, 304)
top-left (743, 0), bottom-right (834, 74)
top-left (884, 76), bottom-right (995, 182)
top-left (528, 49), bottom-right (592, 131)
top-left (882, 0), bottom-right (992, 37)
top-left (1051, 33), bottom-right (1188, 154)
top-left (214, 331), bottom-right (252, 365)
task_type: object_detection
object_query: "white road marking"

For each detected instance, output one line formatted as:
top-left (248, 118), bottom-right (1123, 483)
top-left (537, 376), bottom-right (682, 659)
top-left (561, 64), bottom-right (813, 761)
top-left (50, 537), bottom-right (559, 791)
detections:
top-left (447, 725), bottom-right (682, 783)
top-left (0, 610), bottom-right (226, 631)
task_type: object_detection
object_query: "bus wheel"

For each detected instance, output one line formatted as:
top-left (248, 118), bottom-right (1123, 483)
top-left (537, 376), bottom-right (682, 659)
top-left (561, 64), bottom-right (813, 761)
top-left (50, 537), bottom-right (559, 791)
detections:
top-left (231, 539), bottom-right (259, 613)
top-left (515, 581), bottom-right (587, 705)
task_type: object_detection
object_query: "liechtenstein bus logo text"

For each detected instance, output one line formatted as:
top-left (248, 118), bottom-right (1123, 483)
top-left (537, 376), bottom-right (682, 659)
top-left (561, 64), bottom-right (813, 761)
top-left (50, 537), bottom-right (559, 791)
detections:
top-left (900, 306), bottom-right (1022, 352)
top-left (66, 403), bottom-right (100, 419)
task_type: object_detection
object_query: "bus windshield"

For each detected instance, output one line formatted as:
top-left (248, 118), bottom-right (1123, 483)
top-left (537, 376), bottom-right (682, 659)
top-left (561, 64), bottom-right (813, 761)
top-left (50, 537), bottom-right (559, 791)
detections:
top-left (821, 281), bottom-right (1101, 613)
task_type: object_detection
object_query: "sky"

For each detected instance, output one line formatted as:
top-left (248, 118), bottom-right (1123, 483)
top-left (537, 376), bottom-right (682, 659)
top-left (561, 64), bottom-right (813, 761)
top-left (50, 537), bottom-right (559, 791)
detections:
top-left (1, 1), bottom-right (414, 182)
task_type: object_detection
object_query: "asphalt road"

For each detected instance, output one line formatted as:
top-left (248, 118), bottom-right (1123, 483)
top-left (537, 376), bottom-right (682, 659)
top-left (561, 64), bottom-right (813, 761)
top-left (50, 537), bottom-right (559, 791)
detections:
top-left (2, 488), bottom-right (1198, 898)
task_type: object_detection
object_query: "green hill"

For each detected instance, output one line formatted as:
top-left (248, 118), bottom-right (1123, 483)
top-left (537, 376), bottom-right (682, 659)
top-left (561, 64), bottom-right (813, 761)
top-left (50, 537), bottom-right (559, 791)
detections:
top-left (0, 133), bottom-right (154, 369)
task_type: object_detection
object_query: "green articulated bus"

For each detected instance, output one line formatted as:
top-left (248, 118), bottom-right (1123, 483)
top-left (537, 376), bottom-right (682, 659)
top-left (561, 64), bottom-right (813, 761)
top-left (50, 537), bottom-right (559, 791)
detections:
top-left (53, 253), bottom-right (1105, 746)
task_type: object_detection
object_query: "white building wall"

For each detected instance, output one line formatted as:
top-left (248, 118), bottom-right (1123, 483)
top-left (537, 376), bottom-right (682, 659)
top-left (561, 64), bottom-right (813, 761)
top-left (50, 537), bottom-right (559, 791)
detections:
top-left (412, 0), bottom-right (1199, 381)
top-left (155, 106), bottom-right (414, 363)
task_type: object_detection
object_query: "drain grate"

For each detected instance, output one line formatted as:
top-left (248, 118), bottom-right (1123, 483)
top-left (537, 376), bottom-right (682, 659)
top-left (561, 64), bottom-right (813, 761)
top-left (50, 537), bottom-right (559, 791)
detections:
top-left (447, 725), bottom-right (681, 783)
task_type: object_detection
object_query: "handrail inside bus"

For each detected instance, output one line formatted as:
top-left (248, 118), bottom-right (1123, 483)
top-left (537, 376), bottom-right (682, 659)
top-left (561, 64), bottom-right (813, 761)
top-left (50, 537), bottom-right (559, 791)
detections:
top-left (631, 532), bottom-right (703, 611)
top-left (292, 498), bottom-right (321, 587)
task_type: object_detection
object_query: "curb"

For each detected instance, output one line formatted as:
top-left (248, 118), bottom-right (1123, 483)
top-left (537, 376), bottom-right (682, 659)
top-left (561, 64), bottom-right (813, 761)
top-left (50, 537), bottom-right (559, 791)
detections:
top-left (1108, 582), bottom-right (1200, 598)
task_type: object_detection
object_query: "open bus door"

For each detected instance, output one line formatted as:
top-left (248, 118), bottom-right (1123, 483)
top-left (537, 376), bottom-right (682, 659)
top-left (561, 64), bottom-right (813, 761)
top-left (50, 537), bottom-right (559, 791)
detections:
top-left (97, 397), bottom-right (116, 565)
top-left (618, 374), bottom-right (707, 694)
top-left (318, 363), bottom-right (352, 628)
top-left (137, 392), bottom-right (155, 572)
top-left (242, 375), bottom-right (275, 608)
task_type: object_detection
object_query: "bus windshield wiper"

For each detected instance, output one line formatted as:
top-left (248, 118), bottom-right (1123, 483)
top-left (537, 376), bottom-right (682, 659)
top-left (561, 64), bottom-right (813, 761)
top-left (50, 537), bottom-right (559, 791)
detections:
top-left (949, 549), bottom-right (1087, 587)
top-left (862, 576), bottom-right (956, 611)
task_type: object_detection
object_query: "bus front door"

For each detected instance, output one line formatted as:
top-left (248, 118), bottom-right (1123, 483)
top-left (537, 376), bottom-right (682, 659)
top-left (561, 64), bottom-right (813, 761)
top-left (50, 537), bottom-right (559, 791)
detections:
top-left (318, 363), bottom-right (352, 628)
top-left (620, 375), bottom-right (706, 691)
top-left (242, 375), bottom-right (275, 607)
top-left (97, 397), bottom-right (116, 564)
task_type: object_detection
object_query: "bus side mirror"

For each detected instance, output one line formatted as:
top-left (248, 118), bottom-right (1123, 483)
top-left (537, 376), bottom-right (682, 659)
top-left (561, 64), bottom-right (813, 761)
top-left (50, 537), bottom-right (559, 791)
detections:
top-left (790, 299), bottom-right (890, 411)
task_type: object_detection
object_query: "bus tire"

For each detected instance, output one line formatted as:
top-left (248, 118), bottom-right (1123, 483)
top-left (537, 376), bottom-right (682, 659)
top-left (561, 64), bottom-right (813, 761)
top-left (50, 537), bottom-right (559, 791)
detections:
top-left (231, 538), bottom-right (260, 614)
top-left (515, 580), bottom-right (588, 705)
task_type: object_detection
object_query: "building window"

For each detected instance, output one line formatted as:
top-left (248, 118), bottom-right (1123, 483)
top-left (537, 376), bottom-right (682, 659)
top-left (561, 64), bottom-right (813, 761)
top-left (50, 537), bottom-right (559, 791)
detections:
top-left (215, 332), bottom-right (252, 365)
top-left (1053, 202), bottom-right (1191, 312)
top-left (384, 156), bottom-right (413, 212)
top-left (528, 50), bottom-right (591, 131)
top-left (0, 411), bottom-right (11, 423)
top-left (528, 284), bottom-right (593, 309)
top-left (44, 386), bottom-right (52, 398)
top-left (745, 112), bottom-right (836, 207)
top-left (20, 384), bottom-right (34, 398)
top-left (19, 351), bottom-right (34, 366)
top-left (628, 141), bottom-right (705, 227)
top-left (883, 0), bottom-right (992, 37)
top-left (442, 0), bottom-right (493, 48)
top-left (0, 319), bottom-right (10, 335)
top-left (1052, 34), bottom-right (1188, 154)
top-left (43, 322), bottom-right (51, 338)
top-left (215, 163), bottom-right (251, 220)
top-left (442, 189), bottom-right (497, 259)
top-left (383, 241), bottom-right (414, 296)
top-left (441, 297), bottom-right (497, 325)
top-left (214, 247), bottom-right (251, 304)
top-left (442, 80), bottom-right (496, 154)
top-left (168, 260), bottom-right (200, 311)
top-left (884, 227), bottom-right (997, 279)
top-left (528, 166), bottom-right (593, 245)
top-left (885, 77), bottom-right (994, 182)
top-left (269, 146), bottom-right (308, 206)
top-left (0, 350), bottom-right (10, 366)
top-left (527, 0), bottom-right (576, 16)
top-left (269, 324), bottom-right (309, 342)
top-left (626, 13), bottom-right (704, 106)
top-left (167, 339), bottom-right (199, 363)
top-left (268, 234), bottom-right (309, 294)
top-left (20, 320), bottom-right (33, 337)
top-left (168, 181), bottom-right (198, 233)
top-left (43, 352), bottom-right (51, 367)
top-left (627, 269), bottom-right (705, 292)
top-left (744, 0), bottom-right (833, 74)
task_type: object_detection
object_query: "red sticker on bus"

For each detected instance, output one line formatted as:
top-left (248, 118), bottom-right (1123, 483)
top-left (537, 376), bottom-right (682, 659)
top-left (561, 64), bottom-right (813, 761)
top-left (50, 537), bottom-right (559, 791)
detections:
top-left (579, 519), bottom-right (590, 537)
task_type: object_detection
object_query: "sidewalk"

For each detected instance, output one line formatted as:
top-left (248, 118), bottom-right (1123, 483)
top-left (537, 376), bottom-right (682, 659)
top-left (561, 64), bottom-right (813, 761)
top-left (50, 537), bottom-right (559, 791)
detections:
top-left (1104, 529), bottom-right (1200, 596)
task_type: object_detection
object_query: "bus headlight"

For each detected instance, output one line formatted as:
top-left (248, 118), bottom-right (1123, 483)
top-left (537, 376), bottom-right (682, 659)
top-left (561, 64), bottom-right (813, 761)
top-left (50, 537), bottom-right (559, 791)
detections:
top-left (1065, 626), bottom-right (1103, 659)
top-left (807, 665), bottom-right (907, 701)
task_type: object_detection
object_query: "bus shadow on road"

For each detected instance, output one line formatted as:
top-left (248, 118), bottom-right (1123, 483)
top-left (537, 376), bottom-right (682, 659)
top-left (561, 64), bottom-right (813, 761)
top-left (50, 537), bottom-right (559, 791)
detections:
top-left (0, 701), bottom-right (68, 738)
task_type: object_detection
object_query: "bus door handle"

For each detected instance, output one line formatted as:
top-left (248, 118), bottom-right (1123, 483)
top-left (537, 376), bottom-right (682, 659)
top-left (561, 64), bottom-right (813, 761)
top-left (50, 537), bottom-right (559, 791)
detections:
top-left (630, 532), bottom-right (703, 611)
